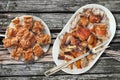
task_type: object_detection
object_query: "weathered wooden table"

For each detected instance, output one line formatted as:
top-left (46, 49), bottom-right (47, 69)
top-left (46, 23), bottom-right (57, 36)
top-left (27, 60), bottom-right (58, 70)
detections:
top-left (0, 0), bottom-right (120, 80)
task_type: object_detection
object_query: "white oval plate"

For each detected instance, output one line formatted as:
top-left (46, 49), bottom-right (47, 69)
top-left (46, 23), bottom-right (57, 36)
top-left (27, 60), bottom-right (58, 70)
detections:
top-left (5, 15), bottom-right (51, 60)
top-left (52, 4), bottom-right (116, 74)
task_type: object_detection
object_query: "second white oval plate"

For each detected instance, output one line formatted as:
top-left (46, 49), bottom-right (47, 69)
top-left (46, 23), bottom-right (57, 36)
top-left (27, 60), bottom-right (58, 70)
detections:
top-left (52, 4), bottom-right (116, 74)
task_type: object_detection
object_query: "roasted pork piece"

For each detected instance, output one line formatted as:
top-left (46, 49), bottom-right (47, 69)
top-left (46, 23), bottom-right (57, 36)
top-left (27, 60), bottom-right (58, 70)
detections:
top-left (79, 15), bottom-right (89, 27)
top-left (76, 27), bottom-right (91, 41)
top-left (89, 12), bottom-right (101, 23)
top-left (95, 23), bottom-right (107, 37)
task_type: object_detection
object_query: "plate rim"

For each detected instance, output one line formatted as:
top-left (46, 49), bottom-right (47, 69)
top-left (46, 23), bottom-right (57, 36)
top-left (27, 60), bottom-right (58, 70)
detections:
top-left (52, 4), bottom-right (116, 74)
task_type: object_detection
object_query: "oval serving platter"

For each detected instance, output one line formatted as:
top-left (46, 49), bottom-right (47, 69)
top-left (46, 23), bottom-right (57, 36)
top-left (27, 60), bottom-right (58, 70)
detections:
top-left (5, 15), bottom-right (51, 61)
top-left (52, 4), bottom-right (116, 74)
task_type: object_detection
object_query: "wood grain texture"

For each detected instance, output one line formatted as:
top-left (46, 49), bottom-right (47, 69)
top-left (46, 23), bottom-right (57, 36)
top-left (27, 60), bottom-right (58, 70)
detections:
top-left (0, 58), bottom-right (120, 76)
top-left (0, 13), bottom-right (120, 29)
top-left (0, 74), bottom-right (120, 80)
top-left (0, 73), bottom-right (120, 80)
top-left (0, 0), bottom-right (120, 79)
top-left (1, 0), bottom-right (120, 12)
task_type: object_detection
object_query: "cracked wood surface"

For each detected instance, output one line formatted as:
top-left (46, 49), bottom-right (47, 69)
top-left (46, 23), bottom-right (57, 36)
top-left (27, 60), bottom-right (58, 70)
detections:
top-left (0, 0), bottom-right (120, 80)
top-left (0, 0), bottom-right (120, 12)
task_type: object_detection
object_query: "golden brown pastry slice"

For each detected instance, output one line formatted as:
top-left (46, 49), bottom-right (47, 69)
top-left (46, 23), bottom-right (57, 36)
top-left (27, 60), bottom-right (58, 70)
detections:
top-left (15, 23), bottom-right (23, 30)
top-left (22, 30), bottom-right (31, 39)
top-left (16, 28), bottom-right (29, 39)
top-left (19, 38), bottom-right (31, 49)
top-left (23, 48), bottom-right (34, 61)
top-left (6, 27), bottom-right (17, 37)
top-left (2, 38), bottom-right (11, 48)
top-left (33, 44), bottom-right (44, 58)
top-left (3, 37), bottom-right (18, 48)
top-left (36, 33), bottom-right (51, 45)
top-left (12, 17), bottom-right (20, 25)
top-left (24, 16), bottom-right (33, 29)
top-left (12, 17), bottom-right (22, 29)
top-left (32, 21), bottom-right (44, 33)
top-left (24, 31), bottom-right (36, 45)
top-left (29, 32), bottom-right (36, 45)
top-left (19, 31), bottom-right (35, 49)
top-left (10, 37), bottom-right (19, 46)
top-left (11, 47), bottom-right (23, 60)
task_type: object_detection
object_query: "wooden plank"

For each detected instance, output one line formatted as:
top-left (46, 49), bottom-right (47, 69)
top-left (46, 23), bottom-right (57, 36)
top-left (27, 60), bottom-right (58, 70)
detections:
top-left (0, 0), bottom-right (119, 79)
top-left (0, 58), bottom-right (120, 76)
top-left (0, 13), bottom-right (68, 30)
top-left (0, 0), bottom-right (7, 11)
top-left (3, 0), bottom-right (120, 12)
top-left (0, 13), bottom-right (120, 30)
top-left (0, 74), bottom-right (120, 80)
